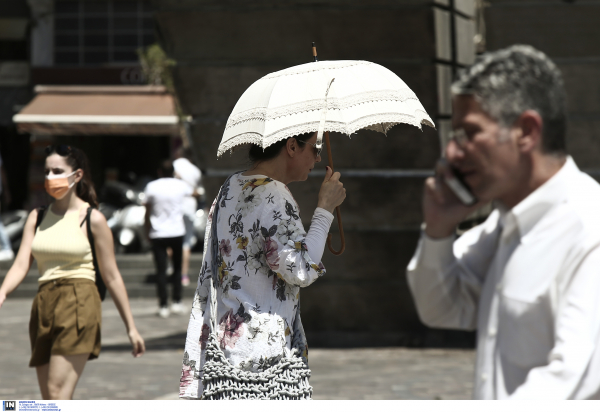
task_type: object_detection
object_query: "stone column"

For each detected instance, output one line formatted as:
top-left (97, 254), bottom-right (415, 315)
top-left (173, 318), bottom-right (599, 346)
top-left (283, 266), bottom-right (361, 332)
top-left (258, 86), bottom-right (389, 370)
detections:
top-left (27, 0), bottom-right (54, 67)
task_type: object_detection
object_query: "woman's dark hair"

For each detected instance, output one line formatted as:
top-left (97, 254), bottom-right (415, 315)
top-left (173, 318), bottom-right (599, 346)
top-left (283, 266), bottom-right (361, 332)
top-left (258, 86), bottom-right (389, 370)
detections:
top-left (45, 144), bottom-right (99, 208)
top-left (248, 132), bottom-right (312, 164)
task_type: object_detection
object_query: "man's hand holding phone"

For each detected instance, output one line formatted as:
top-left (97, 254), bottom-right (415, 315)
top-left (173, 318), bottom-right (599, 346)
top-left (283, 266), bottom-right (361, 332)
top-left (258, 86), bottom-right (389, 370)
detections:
top-left (423, 159), bottom-right (482, 239)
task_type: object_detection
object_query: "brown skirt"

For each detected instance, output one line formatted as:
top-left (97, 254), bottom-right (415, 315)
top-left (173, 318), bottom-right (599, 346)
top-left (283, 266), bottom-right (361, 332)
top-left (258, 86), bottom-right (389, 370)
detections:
top-left (29, 278), bottom-right (102, 367)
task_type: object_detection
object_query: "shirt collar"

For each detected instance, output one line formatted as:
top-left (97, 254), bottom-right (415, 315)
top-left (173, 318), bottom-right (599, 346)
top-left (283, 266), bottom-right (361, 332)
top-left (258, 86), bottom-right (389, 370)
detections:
top-left (498, 156), bottom-right (578, 240)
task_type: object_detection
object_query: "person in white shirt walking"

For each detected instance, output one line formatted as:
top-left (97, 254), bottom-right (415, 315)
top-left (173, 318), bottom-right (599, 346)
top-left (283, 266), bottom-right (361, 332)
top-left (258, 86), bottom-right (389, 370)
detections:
top-left (173, 147), bottom-right (203, 287)
top-left (144, 160), bottom-right (193, 318)
top-left (406, 45), bottom-right (600, 399)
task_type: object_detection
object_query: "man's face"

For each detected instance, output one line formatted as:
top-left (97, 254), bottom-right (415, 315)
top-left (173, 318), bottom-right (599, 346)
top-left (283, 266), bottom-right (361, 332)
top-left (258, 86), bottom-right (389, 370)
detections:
top-left (448, 95), bottom-right (522, 204)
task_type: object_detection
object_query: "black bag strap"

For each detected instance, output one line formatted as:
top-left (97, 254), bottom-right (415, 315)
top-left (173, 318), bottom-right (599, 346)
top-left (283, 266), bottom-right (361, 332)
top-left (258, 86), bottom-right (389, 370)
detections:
top-left (35, 206), bottom-right (47, 231)
top-left (83, 207), bottom-right (107, 301)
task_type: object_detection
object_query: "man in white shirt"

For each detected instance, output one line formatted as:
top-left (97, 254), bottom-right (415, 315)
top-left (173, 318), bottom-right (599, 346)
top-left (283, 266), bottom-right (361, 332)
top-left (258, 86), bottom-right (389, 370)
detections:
top-left (173, 147), bottom-right (203, 287)
top-left (144, 160), bottom-right (193, 318)
top-left (406, 45), bottom-right (600, 399)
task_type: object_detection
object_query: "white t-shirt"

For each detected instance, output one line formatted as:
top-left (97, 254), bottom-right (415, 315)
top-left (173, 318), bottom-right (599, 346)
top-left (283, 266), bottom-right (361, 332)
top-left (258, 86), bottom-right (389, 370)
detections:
top-left (173, 158), bottom-right (201, 216)
top-left (144, 178), bottom-right (193, 239)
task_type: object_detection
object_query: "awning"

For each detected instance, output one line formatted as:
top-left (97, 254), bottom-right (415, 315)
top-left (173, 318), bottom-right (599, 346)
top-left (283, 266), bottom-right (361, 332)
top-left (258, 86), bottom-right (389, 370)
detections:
top-left (13, 85), bottom-right (180, 136)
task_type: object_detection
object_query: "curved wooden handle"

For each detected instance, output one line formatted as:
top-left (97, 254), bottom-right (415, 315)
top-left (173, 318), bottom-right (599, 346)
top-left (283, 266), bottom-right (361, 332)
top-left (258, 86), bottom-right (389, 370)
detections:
top-left (324, 131), bottom-right (345, 255)
top-left (326, 206), bottom-right (345, 255)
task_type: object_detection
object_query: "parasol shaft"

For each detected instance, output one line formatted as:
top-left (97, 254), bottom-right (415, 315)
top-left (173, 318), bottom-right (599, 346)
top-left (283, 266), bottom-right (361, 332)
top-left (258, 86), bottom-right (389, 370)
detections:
top-left (324, 131), bottom-right (346, 255)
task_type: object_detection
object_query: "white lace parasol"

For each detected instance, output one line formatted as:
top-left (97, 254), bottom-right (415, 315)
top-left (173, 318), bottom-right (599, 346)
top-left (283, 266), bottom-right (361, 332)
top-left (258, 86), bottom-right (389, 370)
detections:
top-left (217, 60), bottom-right (435, 157)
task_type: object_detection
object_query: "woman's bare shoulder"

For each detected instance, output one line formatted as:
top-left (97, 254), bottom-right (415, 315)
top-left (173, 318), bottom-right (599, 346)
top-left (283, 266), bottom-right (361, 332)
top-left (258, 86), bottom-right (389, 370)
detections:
top-left (89, 208), bottom-right (108, 230)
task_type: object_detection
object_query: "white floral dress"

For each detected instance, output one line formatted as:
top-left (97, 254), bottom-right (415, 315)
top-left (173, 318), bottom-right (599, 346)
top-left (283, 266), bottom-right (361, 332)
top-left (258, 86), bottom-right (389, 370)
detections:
top-left (179, 173), bottom-right (325, 399)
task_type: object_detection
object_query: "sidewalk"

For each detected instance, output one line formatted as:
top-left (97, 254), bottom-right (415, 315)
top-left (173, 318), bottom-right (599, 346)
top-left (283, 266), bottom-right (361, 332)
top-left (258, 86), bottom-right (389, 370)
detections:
top-left (0, 297), bottom-right (474, 400)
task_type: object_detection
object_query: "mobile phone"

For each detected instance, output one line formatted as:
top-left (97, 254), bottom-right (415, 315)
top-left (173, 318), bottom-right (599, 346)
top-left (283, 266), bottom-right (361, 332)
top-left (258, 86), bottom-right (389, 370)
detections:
top-left (438, 159), bottom-right (478, 206)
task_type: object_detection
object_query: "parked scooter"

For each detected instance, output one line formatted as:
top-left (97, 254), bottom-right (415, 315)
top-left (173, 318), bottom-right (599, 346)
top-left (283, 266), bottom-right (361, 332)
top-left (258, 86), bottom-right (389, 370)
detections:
top-left (1, 209), bottom-right (28, 253)
top-left (100, 180), bottom-right (149, 254)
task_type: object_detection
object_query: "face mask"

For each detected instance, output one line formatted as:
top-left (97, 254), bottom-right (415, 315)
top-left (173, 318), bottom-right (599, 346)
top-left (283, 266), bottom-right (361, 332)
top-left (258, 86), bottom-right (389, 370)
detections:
top-left (45, 171), bottom-right (77, 199)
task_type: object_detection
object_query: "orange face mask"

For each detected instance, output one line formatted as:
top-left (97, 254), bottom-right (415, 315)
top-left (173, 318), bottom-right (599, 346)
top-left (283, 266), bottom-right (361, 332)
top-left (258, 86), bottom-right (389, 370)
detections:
top-left (44, 171), bottom-right (77, 199)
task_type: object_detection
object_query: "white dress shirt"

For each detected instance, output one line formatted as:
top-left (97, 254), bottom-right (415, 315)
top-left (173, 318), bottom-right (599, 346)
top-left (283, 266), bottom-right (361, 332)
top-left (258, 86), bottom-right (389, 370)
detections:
top-left (407, 157), bottom-right (600, 399)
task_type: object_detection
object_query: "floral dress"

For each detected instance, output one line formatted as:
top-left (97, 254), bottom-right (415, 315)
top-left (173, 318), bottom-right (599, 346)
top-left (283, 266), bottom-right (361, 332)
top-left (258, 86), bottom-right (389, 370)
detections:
top-left (179, 173), bottom-right (325, 399)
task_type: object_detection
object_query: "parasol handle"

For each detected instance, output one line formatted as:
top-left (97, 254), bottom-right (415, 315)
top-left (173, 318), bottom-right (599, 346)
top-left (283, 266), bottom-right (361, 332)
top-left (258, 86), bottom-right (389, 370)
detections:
top-left (324, 131), bottom-right (345, 255)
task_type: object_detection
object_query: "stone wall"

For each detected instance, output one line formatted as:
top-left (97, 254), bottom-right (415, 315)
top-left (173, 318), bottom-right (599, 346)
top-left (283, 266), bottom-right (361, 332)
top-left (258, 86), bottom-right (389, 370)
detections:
top-left (485, 0), bottom-right (600, 177)
top-left (153, 0), bottom-right (477, 347)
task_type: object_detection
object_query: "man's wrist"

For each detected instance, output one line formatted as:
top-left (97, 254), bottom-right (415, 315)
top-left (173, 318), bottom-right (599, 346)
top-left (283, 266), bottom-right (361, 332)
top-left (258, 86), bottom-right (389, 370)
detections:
top-left (424, 224), bottom-right (455, 239)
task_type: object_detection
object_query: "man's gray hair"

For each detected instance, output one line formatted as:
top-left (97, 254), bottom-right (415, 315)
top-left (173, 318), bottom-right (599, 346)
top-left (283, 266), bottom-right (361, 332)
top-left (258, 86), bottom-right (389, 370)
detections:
top-left (452, 45), bottom-right (567, 154)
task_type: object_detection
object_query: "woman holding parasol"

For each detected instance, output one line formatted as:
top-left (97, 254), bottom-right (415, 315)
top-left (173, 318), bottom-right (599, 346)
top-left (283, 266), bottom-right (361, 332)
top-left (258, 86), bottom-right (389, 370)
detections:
top-left (180, 50), bottom-right (433, 398)
top-left (179, 131), bottom-right (346, 398)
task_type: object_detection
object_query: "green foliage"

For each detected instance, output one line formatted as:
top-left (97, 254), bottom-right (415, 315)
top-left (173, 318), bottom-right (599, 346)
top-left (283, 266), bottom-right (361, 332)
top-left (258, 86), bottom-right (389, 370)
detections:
top-left (137, 43), bottom-right (176, 92)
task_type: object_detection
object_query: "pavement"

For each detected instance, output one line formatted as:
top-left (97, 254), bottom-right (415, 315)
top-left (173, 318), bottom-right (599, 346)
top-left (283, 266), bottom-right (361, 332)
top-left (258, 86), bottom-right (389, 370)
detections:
top-left (0, 297), bottom-right (475, 400)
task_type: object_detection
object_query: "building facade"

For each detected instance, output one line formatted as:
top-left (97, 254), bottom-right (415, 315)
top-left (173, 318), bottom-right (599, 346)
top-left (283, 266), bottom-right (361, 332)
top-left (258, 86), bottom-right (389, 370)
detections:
top-left (2, 0), bottom-right (179, 211)
top-left (153, 0), bottom-right (479, 346)
top-left (485, 0), bottom-right (600, 179)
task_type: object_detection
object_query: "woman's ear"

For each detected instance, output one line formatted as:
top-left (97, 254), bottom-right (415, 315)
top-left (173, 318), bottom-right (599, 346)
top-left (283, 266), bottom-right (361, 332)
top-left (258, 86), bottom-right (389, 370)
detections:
top-left (286, 138), bottom-right (297, 158)
top-left (74, 168), bottom-right (84, 183)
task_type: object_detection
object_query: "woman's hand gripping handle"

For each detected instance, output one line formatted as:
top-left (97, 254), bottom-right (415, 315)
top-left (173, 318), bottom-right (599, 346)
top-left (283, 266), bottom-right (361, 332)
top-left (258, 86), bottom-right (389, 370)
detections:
top-left (317, 166), bottom-right (346, 213)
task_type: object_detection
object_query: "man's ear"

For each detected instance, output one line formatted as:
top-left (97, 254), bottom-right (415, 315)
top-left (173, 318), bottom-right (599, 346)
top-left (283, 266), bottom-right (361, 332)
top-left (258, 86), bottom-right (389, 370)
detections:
top-left (515, 110), bottom-right (543, 153)
top-left (286, 138), bottom-right (297, 158)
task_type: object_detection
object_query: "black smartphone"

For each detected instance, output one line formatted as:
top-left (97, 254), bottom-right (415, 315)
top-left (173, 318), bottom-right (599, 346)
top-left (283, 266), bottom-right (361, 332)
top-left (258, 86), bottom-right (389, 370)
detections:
top-left (438, 159), bottom-right (478, 206)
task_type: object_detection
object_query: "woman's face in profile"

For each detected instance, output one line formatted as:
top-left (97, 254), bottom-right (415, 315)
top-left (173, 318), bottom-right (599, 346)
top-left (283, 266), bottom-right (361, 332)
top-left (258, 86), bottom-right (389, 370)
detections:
top-left (290, 132), bottom-right (321, 182)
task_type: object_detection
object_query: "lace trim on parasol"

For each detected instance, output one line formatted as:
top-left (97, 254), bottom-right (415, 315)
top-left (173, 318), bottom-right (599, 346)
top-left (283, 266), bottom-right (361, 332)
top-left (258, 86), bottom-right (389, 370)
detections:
top-left (217, 111), bottom-right (435, 157)
top-left (218, 132), bottom-right (264, 154)
top-left (225, 89), bottom-right (420, 130)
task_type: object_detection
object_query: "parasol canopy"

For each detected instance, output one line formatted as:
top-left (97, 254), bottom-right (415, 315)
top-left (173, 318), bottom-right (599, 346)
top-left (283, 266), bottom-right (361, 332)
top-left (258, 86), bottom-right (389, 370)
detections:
top-left (218, 60), bottom-right (435, 157)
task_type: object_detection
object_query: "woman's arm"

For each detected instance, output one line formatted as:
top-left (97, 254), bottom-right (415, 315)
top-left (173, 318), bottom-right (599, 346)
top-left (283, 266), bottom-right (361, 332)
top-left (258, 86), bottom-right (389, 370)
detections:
top-left (258, 173), bottom-right (341, 287)
top-left (304, 208), bottom-right (334, 264)
top-left (303, 166), bottom-right (345, 263)
top-left (90, 209), bottom-right (145, 357)
top-left (0, 209), bottom-right (37, 308)
top-left (276, 166), bottom-right (346, 276)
